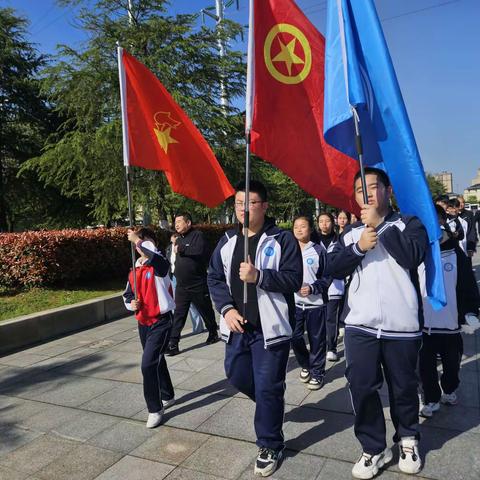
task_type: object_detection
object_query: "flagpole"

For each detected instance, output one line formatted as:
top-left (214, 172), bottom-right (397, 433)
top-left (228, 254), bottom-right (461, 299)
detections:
top-left (242, 0), bottom-right (254, 319)
top-left (117, 43), bottom-right (138, 300)
top-left (351, 106), bottom-right (369, 206)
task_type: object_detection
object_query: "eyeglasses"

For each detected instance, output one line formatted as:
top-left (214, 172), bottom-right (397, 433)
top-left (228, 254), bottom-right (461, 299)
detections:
top-left (234, 201), bottom-right (264, 208)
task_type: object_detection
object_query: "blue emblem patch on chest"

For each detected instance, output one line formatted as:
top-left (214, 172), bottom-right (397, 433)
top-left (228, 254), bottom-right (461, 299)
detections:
top-left (307, 258), bottom-right (314, 265)
top-left (444, 263), bottom-right (454, 272)
top-left (146, 271), bottom-right (152, 279)
top-left (264, 246), bottom-right (275, 257)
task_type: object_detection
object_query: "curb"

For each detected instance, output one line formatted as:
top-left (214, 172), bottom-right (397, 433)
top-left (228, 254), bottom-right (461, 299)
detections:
top-left (0, 293), bottom-right (128, 356)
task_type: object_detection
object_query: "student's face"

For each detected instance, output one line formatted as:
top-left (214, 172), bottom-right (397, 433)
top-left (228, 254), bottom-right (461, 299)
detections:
top-left (447, 206), bottom-right (458, 217)
top-left (436, 201), bottom-right (447, 211)
top-left (459, 199), bottom-right (465, 209)
top-left (337, 212), bottom-right (349, 228)
top-left (174, 216), bottom-right (191, 235)
top-left (234, 191), bottom-right (268, 227)
top-left (293, 219), bottom-right (311, 242)
top-left (318, 215), bottom-right (333, 235)
top-left (354, 174), bottom-right (391, 210)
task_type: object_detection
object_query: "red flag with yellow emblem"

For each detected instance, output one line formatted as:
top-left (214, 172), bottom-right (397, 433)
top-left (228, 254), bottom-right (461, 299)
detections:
top-left (250, 0), bottom-right (358, 212)
top-left (120, 50), bottom-right (234, 208)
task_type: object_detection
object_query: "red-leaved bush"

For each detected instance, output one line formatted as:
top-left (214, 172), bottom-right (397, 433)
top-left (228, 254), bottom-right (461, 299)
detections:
top-left (0, 225), bottom-right (234, 290)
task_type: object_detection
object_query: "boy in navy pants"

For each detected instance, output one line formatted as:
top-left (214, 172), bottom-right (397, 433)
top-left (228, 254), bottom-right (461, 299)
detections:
top-left (123, 228), bottom-right (176, 429)
top-left (327, 168), bottom-right (428, 479)
top-left (208, 181), bottom-right (303, 477)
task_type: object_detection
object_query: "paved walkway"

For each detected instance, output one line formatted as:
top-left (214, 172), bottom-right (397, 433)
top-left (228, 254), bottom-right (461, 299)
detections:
top-left (1, 268), bottom-right (480, 479)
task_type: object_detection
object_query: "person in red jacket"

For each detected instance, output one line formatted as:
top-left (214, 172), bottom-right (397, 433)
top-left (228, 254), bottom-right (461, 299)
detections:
top-left (123, 228), bottom-right (176, 429)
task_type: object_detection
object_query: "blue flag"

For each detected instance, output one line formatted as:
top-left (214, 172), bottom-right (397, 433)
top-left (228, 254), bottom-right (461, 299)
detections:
top-left (324, 0), bottom-right (446, 309)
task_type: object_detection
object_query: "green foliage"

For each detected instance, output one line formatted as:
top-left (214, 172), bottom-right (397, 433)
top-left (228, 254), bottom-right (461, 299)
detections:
top-left (426, 174), bottom-right (446, 199)
top-left (24, 0), bottom-right (247, 226)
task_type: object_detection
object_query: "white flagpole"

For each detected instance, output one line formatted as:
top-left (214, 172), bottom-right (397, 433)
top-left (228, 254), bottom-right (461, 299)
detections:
top-left (117, 44), bottom-right (138, 300)
top-left (242, 0), bottom-right (254, 319)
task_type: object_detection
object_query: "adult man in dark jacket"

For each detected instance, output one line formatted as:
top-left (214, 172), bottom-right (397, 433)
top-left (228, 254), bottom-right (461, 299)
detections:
top-left (166, 213), bottom-right (218, 356)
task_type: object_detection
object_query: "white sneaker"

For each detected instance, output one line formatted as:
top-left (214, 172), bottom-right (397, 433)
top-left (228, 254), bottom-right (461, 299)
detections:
top-left (420, 402), bottom-right (440, 418)
top-left (146, 410), bottom-right (164, 429)
top-left (398, 438), bottom-right (421, 474)
top-left (254, 447), bottom-right (283, 476)
top-left (326, 351), bottom-right (338, 362)
top-left (441, 391), bottom-right (458, 405)
top-left (352, 448), bottom-right (392, 479)
top-left (163, 398), bottom-right (176, 409)
top-left (299, 368), bottom-right (311, 383)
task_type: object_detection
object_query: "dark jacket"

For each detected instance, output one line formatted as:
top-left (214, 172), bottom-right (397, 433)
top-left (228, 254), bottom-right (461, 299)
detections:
top-left (174, 228), bottom-right (210, 290)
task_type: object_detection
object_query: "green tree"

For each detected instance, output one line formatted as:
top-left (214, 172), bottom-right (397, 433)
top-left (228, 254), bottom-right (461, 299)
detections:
top-left (24, 0), bottom-right (246, 226)
top-left (426, 174), bottom-right (446, 199)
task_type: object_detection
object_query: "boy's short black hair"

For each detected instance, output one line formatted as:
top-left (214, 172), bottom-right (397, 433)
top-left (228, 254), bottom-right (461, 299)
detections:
top-left (136, 227), bottom-right (157, 244)
top-left (448, 198), bottom-right (460, 209)
top-left (353, 167), bottom-right (391, 189)
top-left (235, 180), bottom-right (267, 202)
top-left (435, 194), bottom-right (449, 204)
top-left (175, 212), bottom-right (192, 223)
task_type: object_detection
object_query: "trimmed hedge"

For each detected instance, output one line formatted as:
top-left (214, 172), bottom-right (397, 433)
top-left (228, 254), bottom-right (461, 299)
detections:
top-left (0, 224), bottom-right (234, 290)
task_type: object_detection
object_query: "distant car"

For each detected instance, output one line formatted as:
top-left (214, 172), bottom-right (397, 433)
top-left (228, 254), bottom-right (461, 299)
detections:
top-left (465, 203), bottom-right (479, 212)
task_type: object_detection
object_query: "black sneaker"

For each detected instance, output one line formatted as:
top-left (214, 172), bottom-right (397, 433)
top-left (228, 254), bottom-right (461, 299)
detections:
top-left (205, 332), bottom-right (219, 345)
top-left (165, 344), bottom-right (180, 356)
top-left (254, 447), bottom-right (283, 477)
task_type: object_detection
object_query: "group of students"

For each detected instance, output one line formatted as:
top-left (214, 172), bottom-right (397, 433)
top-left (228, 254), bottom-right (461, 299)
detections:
top-left (122, 168), bottom-right (480, 479)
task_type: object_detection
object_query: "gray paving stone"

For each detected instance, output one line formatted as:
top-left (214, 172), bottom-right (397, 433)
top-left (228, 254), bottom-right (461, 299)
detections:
top-left (87, 420), bottom-right (155, 453)
top-left (134, 389), bottom-right (232, 430)
top-left (168, 357), bottom-right (217, 373)
top-left (52, 411), bottom-right (120, 441)
top-left (0, 397), bottom-right (48, 426)
top-left (0, 425), bottom-right (43, 456)
top-left (131, 426), bottom-right (210, 465)
top-left (34, 444), bottom-right (122, 480)
top-left (181, 436), bottom-right (257, 480)
top-left (0, 465), bottom-right (29, 480)
top-left (26, 375), bottom-right (117, 407)
top-left (0, 353), bottom-right (52, 368)
top-left (164, 467), bottom-right (227, 480)
top-left (283, 405), bottom-right (359, 462)
top-left (110, 340), bottom-right (142, 354)
top-left (17, 404), bottom-right (83, 433)
top-left (95, 455), bottom-right (174, 480)
top-left (80, 382), bottom-right (145, 417)
top-left (169, 369), bottom-right (198, 387)
top-left (174, 362), bottom-right (235, 396)
top-left (196, 397), bottom-right (256, 443)
top-left (300, 376), bottom-right (353, 414)
top-left (419, 404), bottom-right (480, 434)
top-left (238, 450), bottom-right (326, 480)
top-left (0, 434), bottom-right (77, 474)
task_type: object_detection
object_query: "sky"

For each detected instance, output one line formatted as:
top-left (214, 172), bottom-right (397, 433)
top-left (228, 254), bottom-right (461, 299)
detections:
top-left (4, 0), bottom-right (480, 193)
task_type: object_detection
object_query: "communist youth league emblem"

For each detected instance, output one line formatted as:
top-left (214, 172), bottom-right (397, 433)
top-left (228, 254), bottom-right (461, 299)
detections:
top-left (153, 111), bottom-right (180, 153)
top-left (264, 23), bottom-right (312, 85)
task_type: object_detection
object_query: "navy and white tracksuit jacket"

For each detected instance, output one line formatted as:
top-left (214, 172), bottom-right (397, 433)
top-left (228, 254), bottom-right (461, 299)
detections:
top-left (294, 241), bottom-right (330, 307)
top-left (207, 223), bottom-right (303, 348)
top-left (326, 211), bottom-right (428, 339)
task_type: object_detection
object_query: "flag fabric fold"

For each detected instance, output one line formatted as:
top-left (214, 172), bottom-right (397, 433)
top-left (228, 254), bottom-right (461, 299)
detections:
top-left (119, 49), bottom-right (234, 208)
top-left (249, 0), bottom-right (359, 214)
top-left (323, 0), bottom-right (446, 309)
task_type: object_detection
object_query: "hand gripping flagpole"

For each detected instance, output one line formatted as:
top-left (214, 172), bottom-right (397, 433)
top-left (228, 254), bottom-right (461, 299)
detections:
top-left (243, 0), bottom-right (254, 320)
top-left (117, 43), bottom-right (138, 300)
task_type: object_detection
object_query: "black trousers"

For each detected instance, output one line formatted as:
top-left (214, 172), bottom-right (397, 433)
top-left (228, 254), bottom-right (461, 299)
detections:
top-left (170, 285), bottom-right (218, 344)
top-left (138, 313), bottom-right (175, 413)
top-left (344, 328), bottom-right (421, 455)
top-left (419, 332), bottom-right (463, 404)
top-left (291, 306), bottom-right (327, 378)
top-left (326, 299), bottom-right (340, 352)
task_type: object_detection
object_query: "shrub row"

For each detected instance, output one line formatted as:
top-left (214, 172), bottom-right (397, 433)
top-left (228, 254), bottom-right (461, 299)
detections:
top-left (0, 224), bottom-right (234, 290)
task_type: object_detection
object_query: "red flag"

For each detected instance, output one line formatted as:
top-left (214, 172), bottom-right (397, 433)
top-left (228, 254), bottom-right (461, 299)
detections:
top-left (250, 0), bottom-right (358, 213)
top-left (121, 50), bottom-right (234, 208)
